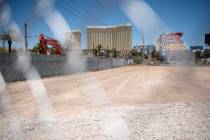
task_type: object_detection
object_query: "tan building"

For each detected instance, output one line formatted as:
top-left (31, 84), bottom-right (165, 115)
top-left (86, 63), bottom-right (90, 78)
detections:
top-left (87, 23), bottom-right (132, 55)
top-left (65, 30), bottom-right (81, 51)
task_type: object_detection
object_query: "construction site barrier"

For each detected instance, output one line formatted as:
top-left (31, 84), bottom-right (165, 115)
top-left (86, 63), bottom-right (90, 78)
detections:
top-left (0, 53), bottom-right (133, 83)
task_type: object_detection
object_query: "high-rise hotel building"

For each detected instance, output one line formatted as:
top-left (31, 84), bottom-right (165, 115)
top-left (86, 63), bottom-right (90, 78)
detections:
top-left (86, 23), bottom-right (132, 55)
top-left (65, 30), bottom-right (81, 51)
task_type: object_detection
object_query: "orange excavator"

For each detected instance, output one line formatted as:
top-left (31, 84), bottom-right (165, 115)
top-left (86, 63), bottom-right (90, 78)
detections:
top-left (37, 33), bottom-right (63, 55)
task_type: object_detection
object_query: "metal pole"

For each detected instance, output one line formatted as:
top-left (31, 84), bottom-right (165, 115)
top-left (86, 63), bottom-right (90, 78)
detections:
top-left (107, 46), bottom-right (108, 58)
top-left (159, 46), bottom-right (162, 64)
top-left (93, 42), bottom-right (95, 57)
top-left (159, 35), bottom-right (163, 64)
top-left (24, 23), bottom-right (28, 52)
top-left (141, 31), bottom-right (145, 64)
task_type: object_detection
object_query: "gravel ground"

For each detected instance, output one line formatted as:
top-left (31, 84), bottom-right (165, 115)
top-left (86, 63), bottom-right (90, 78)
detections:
top-left (1, 66), bottom-right (210, 139)
top-left (1, 103), bottom-right (210, 140)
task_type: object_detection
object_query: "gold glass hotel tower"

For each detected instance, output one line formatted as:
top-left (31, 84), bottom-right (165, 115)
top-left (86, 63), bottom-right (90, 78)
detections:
top-left (87, 23), bottom-right (132, 55)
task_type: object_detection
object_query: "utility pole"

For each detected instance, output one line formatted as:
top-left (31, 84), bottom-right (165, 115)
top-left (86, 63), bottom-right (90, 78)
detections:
top-left (107, 46), bottom-right (108, 58)
top-left (141, 31), bottom-right (145, 64)
top-left (93, 42), bottom-right (95, 57)
top-left (24, 23), bottom-right (28, 52)
top-left (159, 46), bottom-right (162, 64)
top-left (159, 35), bottom-right (163, 64)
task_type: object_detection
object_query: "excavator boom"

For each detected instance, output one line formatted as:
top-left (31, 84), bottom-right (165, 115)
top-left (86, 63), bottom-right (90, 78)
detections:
top-left (38, 34), bottom-right (63, 55)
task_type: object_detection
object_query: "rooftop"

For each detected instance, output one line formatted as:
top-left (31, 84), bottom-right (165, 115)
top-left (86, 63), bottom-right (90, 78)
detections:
top-left (87, 23), bottom-right (132, 29)
top-left (65, 30), bottom-right (81, 33)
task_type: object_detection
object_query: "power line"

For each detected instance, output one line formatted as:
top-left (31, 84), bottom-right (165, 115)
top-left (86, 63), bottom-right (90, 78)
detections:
top-left (95, 0), bottom-right (105, 9)
top-left (24, 0), bottom-right (41, 35)
top-left (28, 35), bottom-right (38, 38)
top-left (69, 0), bottom-right (106, 25)
top-left (56, 2), bottom-right (94, 25)
top-left (57, 0), bottom-right (100, 25)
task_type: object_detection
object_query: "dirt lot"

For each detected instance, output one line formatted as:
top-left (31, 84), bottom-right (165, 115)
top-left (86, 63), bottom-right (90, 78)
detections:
top-left (1, 66), bottom-right (210, 139)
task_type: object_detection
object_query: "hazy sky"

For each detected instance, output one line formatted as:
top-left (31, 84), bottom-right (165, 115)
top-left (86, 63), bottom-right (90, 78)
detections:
top-left (3, 0), bottom-right (210, 49)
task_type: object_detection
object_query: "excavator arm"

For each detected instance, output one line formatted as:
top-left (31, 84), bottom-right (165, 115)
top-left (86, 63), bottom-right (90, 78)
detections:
top-left (38, 34), bottom-right (63, 55)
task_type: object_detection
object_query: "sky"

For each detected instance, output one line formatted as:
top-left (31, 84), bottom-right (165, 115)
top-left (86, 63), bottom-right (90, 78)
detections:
top-left (1, 0), bottom-right (210, 49)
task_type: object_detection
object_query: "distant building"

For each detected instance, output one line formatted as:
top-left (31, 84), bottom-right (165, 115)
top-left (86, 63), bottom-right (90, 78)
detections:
top-left (86, 23), bottom-right (132, 55)
top-left (65, 30), bottom-right (81, 51)
top-left (190, 46), bottom-right (203, 51)
top-left (203, 45), bottom-right (210, 50)
top-left (136, 44), bottom-right (144, 53)
top-left (190, 46), bottom-right (210, 51)
top-left (205, 34), bottom-right (210, 45)
top-left (157, 32), bottom-right (186, 60)
top-left (157, 32), bottom-right (186, 51)
top-left (135, 44), bottom-right (156, 55)
top-left (146, 45), bottom-right (156, 54)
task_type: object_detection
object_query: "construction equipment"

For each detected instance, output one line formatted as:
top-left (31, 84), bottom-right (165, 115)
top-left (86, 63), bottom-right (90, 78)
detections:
top-left (36, 34), bottom-right (63, 55)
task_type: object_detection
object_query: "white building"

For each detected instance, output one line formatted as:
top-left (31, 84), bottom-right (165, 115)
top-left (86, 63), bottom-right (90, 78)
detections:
top-left (65, 30), bottom-right (81, 51)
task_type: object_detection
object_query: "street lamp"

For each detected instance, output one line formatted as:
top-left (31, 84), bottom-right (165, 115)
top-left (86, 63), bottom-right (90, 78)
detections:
top-left (159, 34), bottom-right (163, 64)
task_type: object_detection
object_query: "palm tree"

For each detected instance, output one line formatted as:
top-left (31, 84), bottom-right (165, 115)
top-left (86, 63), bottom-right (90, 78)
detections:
top-left (201, 49), bottom-right (209, 64)
top-left (112, 48), bottom-right (119, 58)
top-left (91, 48), bottom-right (98, 57)
top-left (96, 44), bottom-right (103, 57)
top-left (130, 48), bottom-right (139, 57)
top-left (129, 48), bottom-right (141, 64)
top-left (201, 50), bottom-right (209, 59)
top-left (151, 49), bottom-right (159, 59)
top-left (194, 50), bottom-right (201, 61)
top-left (151, 49), bottom-right (160, 64)
top-left (0, 31), bottom-right (12, 53)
